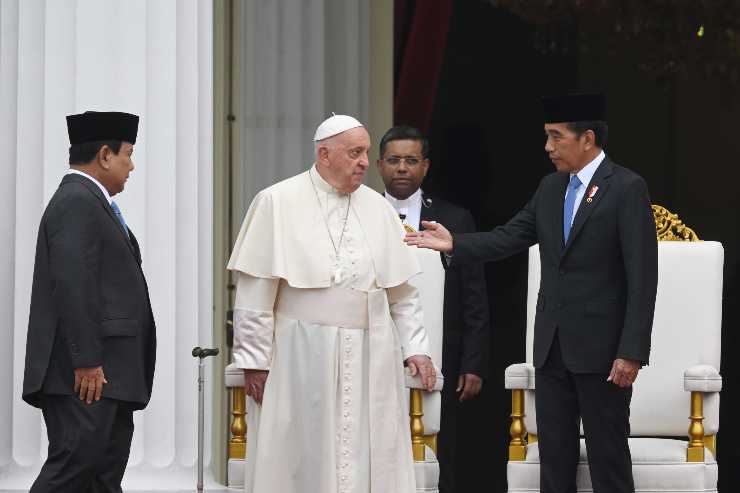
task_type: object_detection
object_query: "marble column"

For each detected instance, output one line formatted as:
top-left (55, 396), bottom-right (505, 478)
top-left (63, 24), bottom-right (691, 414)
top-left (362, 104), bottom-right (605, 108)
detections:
top-left (0, 0), bottom-right (215, 489)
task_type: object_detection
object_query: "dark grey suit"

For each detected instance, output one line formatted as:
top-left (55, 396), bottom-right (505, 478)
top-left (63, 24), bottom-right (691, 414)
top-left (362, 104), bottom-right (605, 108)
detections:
top-left (23, 173), bottom-right (156, 492)
top-left (451, 156), bottom-right (658, 492)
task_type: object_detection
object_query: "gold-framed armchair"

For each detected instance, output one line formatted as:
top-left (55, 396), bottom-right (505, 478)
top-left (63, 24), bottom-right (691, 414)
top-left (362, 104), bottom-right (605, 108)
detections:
top-left (505, 207), bottom-right (722, 492)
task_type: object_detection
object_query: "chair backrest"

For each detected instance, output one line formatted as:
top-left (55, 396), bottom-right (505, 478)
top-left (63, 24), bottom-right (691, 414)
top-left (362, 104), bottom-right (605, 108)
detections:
top-left (525, 242), bottom-right (723, 436)
top-left (408, 247), bottom-right (446, 368)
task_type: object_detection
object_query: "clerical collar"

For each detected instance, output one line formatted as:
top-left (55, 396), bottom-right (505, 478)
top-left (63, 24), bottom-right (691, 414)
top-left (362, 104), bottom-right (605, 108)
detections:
top-left (310, 164), bottom-right (347, 196)
top-left (384, 188), bottom-right (422, 210)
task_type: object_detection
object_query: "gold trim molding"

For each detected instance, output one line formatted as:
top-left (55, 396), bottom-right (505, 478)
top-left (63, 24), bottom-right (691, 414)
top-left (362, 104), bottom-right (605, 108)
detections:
top-left (652, 205), bottom-right (699, 241)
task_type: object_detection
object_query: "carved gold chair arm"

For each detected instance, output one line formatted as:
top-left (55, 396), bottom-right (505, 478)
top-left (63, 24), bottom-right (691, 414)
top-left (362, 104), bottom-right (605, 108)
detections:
top-left (687, 391), bottom-right (705, 462)
top-left (686, 391), bottom-right (718, 462)
top-left (410, 389), bottom-right (426, 461)
top-left (508, 389), bottom-right (528, 461)
top-left (408, 387), bottom-right (441, 461)
top-left (229, 386), bottom-right (247, 460)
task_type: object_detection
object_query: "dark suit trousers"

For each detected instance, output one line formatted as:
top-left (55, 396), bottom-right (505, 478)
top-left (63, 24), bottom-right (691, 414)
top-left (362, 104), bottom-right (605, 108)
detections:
top-left (535, 334), bottom-right (634, 493)
top-left (31, 395), bottom-right (134, 493)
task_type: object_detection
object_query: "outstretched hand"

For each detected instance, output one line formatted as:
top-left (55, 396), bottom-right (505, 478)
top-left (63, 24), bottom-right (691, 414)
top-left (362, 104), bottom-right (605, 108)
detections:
top-left (404, 221), bottom-right (454, 253)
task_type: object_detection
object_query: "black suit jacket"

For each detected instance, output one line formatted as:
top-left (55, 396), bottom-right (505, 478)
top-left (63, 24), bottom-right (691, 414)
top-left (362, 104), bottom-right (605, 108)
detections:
top-left (23, 173), bottom-right (156, 410)
top-left (419, 195), bottom-right (490, 379)
top-left (452, 157), bottom-right (658, 373)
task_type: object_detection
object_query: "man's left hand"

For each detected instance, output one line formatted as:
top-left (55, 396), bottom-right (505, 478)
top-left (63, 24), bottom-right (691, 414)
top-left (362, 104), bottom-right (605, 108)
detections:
top-left (607, 358), bottom-right (641, 388)
top-left (406, 355), bottom-right (436, 391)
top-left (456, 373), bottom-right (483, 402)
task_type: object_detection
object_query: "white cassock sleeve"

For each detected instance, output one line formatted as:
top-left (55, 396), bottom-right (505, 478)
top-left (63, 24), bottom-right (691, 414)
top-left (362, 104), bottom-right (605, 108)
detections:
top-left (233, 273), bottom-right (280, 370)
top-left (387, 281), bottom-right (431, 360)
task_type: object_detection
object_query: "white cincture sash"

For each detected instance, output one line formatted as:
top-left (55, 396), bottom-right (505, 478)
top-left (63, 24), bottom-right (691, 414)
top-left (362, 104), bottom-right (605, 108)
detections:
top-left (274, 283), bottom-right (417, 492)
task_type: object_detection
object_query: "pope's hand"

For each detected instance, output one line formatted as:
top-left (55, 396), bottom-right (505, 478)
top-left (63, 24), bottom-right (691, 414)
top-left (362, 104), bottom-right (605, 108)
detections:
top-left (244, 369), bottom-right (269, 404)
top-left (404, 221), bottom-right (453, 253)
top-left (406, 355), bottom-right (436, 391)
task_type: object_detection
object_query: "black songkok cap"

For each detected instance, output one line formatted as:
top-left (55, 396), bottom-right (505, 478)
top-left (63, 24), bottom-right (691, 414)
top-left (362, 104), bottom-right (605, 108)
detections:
top-left (66, 111), bottom-right (139, 145)
top-left (542, 93), bottom-right (606, 123)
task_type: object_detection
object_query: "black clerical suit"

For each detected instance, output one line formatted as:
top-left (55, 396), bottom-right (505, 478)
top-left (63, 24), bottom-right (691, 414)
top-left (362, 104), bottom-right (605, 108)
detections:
top-left (419, 194), bottom-right (490, 493)
top-left (23, 173), bottom-right (156, 493)
top-left (450, 157), bottom-right (657, 493)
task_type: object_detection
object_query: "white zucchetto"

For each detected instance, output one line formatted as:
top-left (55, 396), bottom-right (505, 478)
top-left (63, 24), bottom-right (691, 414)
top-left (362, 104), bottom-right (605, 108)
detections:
top-left (313, 114), bottom-right (364, 141)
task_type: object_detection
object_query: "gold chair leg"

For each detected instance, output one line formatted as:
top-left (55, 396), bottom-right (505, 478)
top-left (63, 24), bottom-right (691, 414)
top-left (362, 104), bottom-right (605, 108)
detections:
top-left (423, 433), bottom-right (438, 456)
top-left (509, 389), bottom-right (527, 461)
top-left (687, 391), bottom-right (705, 462)
top-left (229, 386), bottom-right (247, 459)
top-left (410, 389), bottom-right (425, 461)
top-left (527, 433), bottom-right (538, 444)
top-left (704, 434), bottom-right (716, 459)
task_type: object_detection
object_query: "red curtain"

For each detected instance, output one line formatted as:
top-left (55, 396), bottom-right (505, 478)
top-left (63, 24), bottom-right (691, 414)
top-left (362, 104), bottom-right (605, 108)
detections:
top-left (394, 1), bottom-right (454, 132)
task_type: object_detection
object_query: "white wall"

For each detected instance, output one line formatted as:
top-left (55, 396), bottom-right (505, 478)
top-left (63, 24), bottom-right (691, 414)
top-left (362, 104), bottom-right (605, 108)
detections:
top-left (232, 0), bottom-right (373, 224)
top-left (0, 0), bottom-right (214, 490)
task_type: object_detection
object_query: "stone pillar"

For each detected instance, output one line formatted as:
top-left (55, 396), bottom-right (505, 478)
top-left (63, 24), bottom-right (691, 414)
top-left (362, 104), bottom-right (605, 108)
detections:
top-left (232, 0), bottom-right (373, 221)
top-left (0, 0), bottom-right (214, 489)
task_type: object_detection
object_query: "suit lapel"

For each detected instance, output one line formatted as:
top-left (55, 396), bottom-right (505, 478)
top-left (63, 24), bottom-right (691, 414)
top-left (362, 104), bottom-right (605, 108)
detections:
top-left (561, 158), bottom-right (613, 256)
top-left (419, 193), bottom-right (435, 231)
top-left (63, 174), bottom-right (139, 260)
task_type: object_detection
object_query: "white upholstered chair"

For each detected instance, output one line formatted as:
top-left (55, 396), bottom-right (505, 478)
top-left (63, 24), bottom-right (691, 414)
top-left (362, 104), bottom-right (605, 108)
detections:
top-left (505, 210), bottom-right (723, 492)
top-left (224, 247), bottom-right (446, 492)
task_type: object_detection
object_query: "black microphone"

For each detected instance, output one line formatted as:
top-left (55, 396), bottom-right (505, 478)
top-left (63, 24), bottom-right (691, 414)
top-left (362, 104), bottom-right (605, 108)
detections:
top-left (422, 196), bottom-right (433, 208)
top-left (192, 346), bottom-right (220, 358)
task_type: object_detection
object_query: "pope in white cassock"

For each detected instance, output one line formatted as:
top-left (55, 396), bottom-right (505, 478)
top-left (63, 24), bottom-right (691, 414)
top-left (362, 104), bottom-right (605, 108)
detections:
top-left (227, 115), bottom-right (437, 493)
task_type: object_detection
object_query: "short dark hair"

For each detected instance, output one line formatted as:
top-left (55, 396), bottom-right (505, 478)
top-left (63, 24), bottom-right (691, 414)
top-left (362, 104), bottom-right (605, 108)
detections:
top-left (565, 121), bottom-right (608, 148)
top-left (69, 140), bottom-right (122, 165)
top-left (379, 125), bottom-right (429, 159)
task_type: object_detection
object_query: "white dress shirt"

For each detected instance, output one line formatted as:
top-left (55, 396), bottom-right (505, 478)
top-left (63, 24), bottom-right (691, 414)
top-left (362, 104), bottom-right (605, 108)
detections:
top-left (384, 188), bottom-right (423, 230)
top-left (65, 169), bottom-right (112, 204)
top-left (565, 150), bottom-right (605, 226)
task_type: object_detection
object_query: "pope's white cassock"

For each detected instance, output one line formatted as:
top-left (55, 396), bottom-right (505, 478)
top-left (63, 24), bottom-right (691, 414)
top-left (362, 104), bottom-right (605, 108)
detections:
top-left (227, 156), bottom-right (431, 492)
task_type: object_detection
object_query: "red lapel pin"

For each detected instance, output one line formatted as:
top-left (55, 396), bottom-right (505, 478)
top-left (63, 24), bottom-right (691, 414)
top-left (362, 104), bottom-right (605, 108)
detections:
top-left (586, 184), bottom-right (599, 203)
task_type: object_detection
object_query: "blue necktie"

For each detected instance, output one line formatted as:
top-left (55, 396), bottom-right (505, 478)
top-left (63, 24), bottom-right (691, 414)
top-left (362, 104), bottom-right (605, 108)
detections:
top-left (563, 174), bottom-right (582, 244)
top-left (110, 201), bottom-right (130, 239)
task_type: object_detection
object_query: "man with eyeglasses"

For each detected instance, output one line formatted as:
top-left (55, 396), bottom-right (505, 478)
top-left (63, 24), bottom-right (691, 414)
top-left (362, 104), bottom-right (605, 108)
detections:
top-left (377, 125), bottom-right (490, 493)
